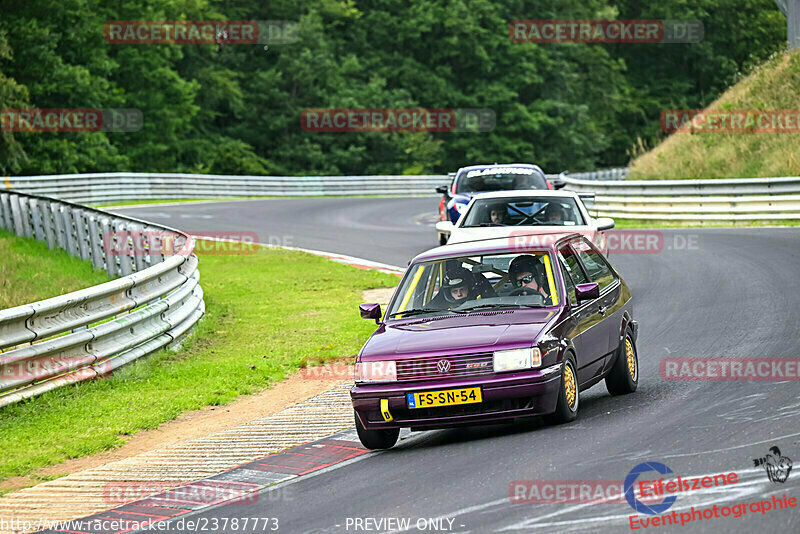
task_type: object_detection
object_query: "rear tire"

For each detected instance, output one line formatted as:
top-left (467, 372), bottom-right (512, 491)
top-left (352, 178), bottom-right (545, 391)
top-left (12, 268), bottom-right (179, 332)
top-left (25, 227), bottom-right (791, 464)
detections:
top-left (544, 354), bottom-right (579, 425)
top-left (355, 410), bottom-right (399, 450)
top-left (606, 328), bottom-right (638, 395)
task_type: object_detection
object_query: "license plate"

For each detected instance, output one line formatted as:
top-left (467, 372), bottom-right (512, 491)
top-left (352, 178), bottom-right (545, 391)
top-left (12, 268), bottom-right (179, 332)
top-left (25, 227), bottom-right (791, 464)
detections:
top-left (407, 387), bottom-right (482, 409)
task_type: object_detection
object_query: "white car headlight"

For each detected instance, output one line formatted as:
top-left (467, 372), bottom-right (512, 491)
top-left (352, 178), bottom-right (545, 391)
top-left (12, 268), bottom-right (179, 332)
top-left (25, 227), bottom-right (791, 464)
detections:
top-left (493, 348), bottom-right (542, 372)
top-left (355, 361), bottom-right (397, 382)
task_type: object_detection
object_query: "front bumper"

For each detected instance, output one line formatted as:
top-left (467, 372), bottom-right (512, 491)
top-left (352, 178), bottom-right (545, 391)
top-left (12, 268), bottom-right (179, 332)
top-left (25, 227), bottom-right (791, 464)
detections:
top-left (351, 364), bottom-right (562, 430)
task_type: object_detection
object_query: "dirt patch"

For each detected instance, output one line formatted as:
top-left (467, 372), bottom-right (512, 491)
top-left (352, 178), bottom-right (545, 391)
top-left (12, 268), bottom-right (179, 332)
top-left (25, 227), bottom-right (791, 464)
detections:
top-left (362, 288), bottom-right (395, 307)
top-left (0, 372), bottom-right (342, 494)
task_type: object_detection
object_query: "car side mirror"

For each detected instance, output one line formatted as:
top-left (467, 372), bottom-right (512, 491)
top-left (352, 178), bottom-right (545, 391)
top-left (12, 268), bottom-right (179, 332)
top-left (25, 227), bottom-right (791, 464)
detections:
top-left (550, 178), bottom-right (566, 189)
top-left (575, 283), bottom-right (600, 303)
top-left (596, 217), bottom-right (615, 231)
top-left (435, 220), bottom-right (454, 236)
top-left (436, 185), bottom-right (449, 195)
top-left (359, 303), bottom-right (382, 324)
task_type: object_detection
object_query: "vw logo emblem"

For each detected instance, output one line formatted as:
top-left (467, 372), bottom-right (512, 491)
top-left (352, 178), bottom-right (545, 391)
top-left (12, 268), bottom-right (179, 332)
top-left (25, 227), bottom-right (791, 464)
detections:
top-left (437, 359), bottom-right (451, 373)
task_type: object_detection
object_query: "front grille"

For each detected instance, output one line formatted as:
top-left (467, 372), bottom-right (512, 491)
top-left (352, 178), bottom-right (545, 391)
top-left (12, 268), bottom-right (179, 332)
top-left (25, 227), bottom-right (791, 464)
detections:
top-left (395, 352), bottom-right (494, 381)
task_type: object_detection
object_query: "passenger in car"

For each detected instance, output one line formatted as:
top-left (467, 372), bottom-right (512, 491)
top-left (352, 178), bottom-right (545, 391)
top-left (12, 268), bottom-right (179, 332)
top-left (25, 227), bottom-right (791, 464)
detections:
top-left (428, 267), bottom-right (477, 310)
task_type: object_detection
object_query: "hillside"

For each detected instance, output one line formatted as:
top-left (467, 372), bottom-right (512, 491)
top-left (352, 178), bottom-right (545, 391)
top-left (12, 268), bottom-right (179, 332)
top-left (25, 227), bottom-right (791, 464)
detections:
top-left (629, 49), bottom-right (800, 179)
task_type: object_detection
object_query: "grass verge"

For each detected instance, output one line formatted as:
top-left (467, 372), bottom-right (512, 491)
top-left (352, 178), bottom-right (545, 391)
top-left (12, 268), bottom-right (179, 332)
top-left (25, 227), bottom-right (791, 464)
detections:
top-left (0, 241), bottom-right (398, 482)
top-left (91, 198), bottom-right (255, 208)
top-left (629, 49), bottom-right (800, 179)
top-left (0, 229), bottom-right (110, 309)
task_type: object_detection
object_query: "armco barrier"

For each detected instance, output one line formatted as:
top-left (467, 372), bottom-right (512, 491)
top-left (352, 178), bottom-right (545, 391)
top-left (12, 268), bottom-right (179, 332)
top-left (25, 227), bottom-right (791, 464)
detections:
top-left (2, 173), bottom-right (454, 204)
top-left (0, 190), bottom-right (204, 407)
top-left (563, 175), bottom-right (800, 222)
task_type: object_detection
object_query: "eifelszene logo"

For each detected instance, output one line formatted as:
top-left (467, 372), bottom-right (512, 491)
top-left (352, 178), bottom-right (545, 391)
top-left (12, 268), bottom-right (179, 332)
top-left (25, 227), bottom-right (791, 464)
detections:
top-left (624, 462), bottom-right (677, 515)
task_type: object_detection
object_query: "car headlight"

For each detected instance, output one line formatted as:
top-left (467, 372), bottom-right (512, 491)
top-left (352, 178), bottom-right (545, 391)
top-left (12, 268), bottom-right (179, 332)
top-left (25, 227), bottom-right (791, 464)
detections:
top-left (355, 361), bottom-right (397, 382)
top-left (454, 203), bottom-right (467, 214)
top-left (493, 348), bottom-right (542, 372)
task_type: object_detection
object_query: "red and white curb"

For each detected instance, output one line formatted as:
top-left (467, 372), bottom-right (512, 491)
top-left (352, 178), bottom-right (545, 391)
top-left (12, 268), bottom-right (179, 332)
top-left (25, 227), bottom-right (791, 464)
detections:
top-left (39, 429), bottom-right (372, 534)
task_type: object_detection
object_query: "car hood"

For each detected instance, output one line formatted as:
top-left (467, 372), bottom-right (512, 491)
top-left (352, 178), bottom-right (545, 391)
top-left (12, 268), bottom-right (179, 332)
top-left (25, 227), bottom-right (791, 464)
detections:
top-left (360, 309), bottom-right (558, 360)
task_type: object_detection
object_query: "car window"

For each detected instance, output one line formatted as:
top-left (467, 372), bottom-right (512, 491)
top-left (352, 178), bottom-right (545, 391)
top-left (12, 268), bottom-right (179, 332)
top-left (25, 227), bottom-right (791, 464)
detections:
top-left (572, 239), bottom-right (617, 291)
top-left (558, 244), bottom-right (589, 288)
top-left (557, 252), bottom-right (578, 306)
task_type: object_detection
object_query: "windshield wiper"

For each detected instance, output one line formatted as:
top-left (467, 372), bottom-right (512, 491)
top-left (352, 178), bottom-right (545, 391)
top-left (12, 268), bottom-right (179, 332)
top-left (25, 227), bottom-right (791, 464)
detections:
top-left (453, 304), bottom-right (530, 313)
top-left (387, 308), bottom-right (437, 318)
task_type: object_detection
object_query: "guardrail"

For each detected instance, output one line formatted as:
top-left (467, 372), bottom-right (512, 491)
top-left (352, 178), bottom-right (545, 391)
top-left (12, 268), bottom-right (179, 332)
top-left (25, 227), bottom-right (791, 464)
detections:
top-left (3, 172), bottom-right (576, 204)
top-left (562, 168), bottom-right (629, 181)
top-left (0, 190), bottom-right (205, 407)
top-left (564, 175), bottom-right (800, 222)
top-left (3, 173), bottom-right (453, 204)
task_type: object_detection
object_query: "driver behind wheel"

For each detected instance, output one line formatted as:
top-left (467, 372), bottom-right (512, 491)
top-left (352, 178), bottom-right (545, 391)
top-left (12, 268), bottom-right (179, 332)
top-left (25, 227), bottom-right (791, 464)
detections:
top-left (508, 255), bottom-right (551, 304)
top-left (544, 203), bottom-right (566, 225)
top-left (487, 202), bottom-right (508, 225)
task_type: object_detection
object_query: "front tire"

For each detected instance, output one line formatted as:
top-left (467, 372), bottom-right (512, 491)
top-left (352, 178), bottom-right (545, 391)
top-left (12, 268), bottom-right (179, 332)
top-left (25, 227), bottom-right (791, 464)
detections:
top-left (355, 410), bottom-right (399, 450)
top-left (544, 354), bottom-right (579, 425)
top-left (606, 328), bottom-right (638, 395)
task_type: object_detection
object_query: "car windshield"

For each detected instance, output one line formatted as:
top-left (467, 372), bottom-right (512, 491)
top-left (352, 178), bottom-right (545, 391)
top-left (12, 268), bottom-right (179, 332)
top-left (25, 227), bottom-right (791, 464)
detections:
top-left (385, 251), bottom-right (561, 319)
top-left (461, 197), bottom-right (585, 227)
top-left (455, 167), bottom-right (547, 193)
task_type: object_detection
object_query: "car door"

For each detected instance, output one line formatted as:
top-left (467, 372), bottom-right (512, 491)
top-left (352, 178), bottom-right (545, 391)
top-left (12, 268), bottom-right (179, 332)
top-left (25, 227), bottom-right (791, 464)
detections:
top-left (556, 244), bottom-right (607, 386)
top-left (571, 237), bottom-right (622, 364)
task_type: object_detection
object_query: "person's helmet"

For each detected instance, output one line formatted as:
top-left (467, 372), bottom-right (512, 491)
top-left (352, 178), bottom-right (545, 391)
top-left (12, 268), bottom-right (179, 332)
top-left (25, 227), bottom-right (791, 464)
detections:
top-left (508, 255), bottom-right (544, 287)
top-left (442, 266), bottom-right (474, 303)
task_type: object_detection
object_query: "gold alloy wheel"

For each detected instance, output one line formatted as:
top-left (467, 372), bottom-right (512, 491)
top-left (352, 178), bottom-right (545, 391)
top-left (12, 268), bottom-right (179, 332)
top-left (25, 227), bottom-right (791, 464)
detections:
top-left (626, 338), bottom-right (636, 379)
top-left (564, 363), bottom-right (577, 410)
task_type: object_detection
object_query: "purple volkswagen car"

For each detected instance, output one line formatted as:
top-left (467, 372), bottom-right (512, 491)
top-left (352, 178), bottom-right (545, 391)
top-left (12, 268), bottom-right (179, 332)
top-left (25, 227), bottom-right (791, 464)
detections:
top-left (351, 233), bottom-right (638, 449)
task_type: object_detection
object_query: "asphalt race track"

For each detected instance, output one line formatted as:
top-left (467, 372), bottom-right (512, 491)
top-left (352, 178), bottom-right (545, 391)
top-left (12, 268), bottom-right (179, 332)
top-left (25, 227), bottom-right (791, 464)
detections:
top-left (117, 198), bottom-right (800, 533)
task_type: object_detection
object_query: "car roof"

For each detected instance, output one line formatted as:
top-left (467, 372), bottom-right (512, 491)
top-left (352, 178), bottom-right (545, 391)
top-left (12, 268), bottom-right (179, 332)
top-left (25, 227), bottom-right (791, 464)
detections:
top-left (454, 163), bottom-right (546, 180)
top-left (410, 233), bottom-right (583, 264)
top-left (456, 163), bottom-right (544, 173)
top-left (469, 190), bottom-right (580, 200)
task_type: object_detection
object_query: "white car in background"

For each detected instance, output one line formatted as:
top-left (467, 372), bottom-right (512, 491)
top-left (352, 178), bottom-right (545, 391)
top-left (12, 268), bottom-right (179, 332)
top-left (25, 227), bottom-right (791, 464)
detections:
top-left (435, 190), bottom-right (615, 255)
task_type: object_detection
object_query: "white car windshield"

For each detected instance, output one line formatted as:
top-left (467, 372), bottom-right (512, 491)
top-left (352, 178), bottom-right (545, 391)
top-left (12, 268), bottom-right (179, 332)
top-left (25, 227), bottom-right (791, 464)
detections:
top-left (461, 197), bottom-right (584, 227)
